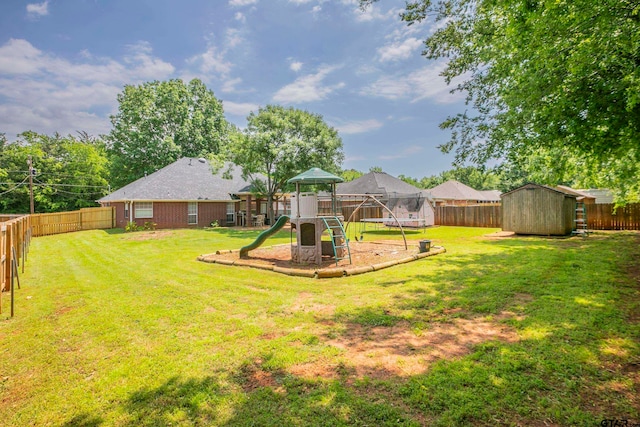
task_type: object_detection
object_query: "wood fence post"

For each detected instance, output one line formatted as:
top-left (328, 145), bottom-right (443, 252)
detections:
top-left (3, 224), bottom-right (10, 293)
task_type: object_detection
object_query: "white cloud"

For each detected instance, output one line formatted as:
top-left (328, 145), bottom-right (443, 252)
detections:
top-left (234, 12), bottom-right (246, 23)
top-left (377, 37), bottom-right (422, 62)
top-left (289, 0), bottom-right (313, 3)
top-left (229, 0), bottom-right (258, 6)
top-left (379, 145), bottom-right (423, 160)
top-left (187, 45), bottom-right (233, 76)
top-left (272, 65), bottom-right (345, 103)
top-left (360, 62), bottom-right (465, 104)
top-left (353, 4), bottom-right (399, 22)
top-left (26, 1), bottom-right (49, 18)
top-left (0, 38), bottom-right (176, 138)
top-left (334, 119), bottom-right (383, 135)
top-left (312, 5), bottom-right (322, 14)
top-left (223, 100), bottom-right (259, 116)
top-left (0, 39), bottom-right (174, 83)
top-left (0, 39), bottom-right (43, 75)
top-left (186, 29), bottom-right (245, 83)
top-left (221, 77), bottom-right (243, 93)
top-left (225, 28), bottom-right (244, 49)
top-left (289, 60), bottom-right (303, 72)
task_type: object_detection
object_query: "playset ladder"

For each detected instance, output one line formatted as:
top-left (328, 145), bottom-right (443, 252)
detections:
top-left (572, 202), bottom-right (589, 236)
top-left (321, 216), bottom-right (352, 266)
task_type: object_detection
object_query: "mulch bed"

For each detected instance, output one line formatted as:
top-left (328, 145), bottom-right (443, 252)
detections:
top-left (198, 240), bottom-right (445, 278)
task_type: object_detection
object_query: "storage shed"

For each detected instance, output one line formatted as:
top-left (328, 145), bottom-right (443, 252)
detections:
top-left (501, 183), bottom-right (577, 235)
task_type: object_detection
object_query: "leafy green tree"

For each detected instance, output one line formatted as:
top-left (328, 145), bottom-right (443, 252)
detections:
top-left (361, 0), bottom-right (640, 202)
top-left (397, 174), bottom-right (421, 188)
top-left (368, 166), bottom-right (384, 173)
top-left (233, 105), bottom-right (344, 223)
top-left (399, 165), bottom-right (500, 190)
top-left (0, 132), bottom-right (110, 213)
top-left (496, 147), bottom-right (640, 202)
top-left (341, 168), bottom-right (364, 182)
top-left (107, 78), bottom-right (230, 188)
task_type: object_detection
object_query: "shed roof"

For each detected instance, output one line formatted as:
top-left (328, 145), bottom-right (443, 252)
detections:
top-left (500, 183), bottom-right (577, 198)
top-left (336, 171), bottom-right (423, 196)
top-left (98, 158), bottom-right (260, 202)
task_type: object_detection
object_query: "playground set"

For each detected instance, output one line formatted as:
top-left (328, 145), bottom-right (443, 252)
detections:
top-left (198, 168), bottom-right (444, 277)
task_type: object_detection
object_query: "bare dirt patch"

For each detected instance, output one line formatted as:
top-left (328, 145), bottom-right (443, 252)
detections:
top-left (290, 318), bottom-right (519, 380)
top-left (239, 360), bottom-right (283, 393)
top-left (287, 291), bottom-right (336, 317)
top-left (122, 230), bottom-right (174, 241)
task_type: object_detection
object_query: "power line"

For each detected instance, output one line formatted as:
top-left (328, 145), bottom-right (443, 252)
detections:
top-left (0, 176), bottom-right (29, 196)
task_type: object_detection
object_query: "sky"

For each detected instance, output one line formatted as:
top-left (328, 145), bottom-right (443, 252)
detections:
top-left (0, 0), bottom-right (469, 179)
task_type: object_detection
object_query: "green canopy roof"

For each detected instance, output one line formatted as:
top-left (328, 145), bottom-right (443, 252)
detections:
top-left (287, 167), bottom-right (344, 185)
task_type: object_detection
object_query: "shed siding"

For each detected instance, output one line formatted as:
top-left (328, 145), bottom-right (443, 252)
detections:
top-left (502, 184), bottom-right (576, 235)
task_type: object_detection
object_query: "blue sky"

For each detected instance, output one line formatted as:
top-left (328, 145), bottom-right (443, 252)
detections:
top-left (0, 0), bottom-right (469, 179)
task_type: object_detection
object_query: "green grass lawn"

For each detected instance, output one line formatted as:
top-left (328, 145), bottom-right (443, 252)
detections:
top-left (1, 226), bottom-right (638, 426)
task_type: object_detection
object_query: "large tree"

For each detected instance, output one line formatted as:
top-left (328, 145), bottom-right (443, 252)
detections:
top-left (399, 165), bottom-right (500, 190)
top-left (107, 78), bottom-right (230, 188)
top-left (362, 0), bottom-right (640, 202)
top-left (0, 132), bottom-right (110, 213)
top-left (233, 105), bottom-right (344, 224)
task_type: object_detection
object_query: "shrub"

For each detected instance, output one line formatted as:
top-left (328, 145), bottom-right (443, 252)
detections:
top-left (125, 221), bottom-right (139, 232)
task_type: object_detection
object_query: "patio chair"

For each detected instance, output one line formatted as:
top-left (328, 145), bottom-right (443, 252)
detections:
top-left (253, 214), bottom-right (265, 227)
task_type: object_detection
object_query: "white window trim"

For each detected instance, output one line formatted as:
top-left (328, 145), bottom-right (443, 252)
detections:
top-left (188, 202), bottom-right (198, 225)
top-left (135, 202), bottom-right (153, 219)
top-left (226, 202), bottom-right (236, 224)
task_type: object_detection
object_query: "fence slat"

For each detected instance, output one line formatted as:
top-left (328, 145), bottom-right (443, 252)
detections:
top-left (433, 203), bottom-right (640, 230)
top-left (30, 207), bottom-right (114, 237)
top-left (434, 205), bottom-right (502, 228)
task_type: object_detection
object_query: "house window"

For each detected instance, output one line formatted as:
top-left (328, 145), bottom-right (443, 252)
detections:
top-left (135, 202), bottom-right (153, 219)
top-left (188, 202), bottom-right (198, 225)
top-left (124, 203), bottom-right (129, 219)
top-left (226, 203), bottom-right (235, 224)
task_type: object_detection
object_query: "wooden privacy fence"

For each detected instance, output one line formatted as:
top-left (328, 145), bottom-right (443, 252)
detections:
top-left (1, 215), bottom-right (32, 317)
top-left (434, 205), bottom-right (502, 228)
top-left (31, 206), bottom-right (115, 237)
top-left (434, 203), bottom-right (640, 230)
top-left (586, 203), bottom-right (640, 230)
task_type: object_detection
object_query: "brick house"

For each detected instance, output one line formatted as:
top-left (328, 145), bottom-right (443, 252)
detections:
top-left (98, 157), bottom-right (265, 229)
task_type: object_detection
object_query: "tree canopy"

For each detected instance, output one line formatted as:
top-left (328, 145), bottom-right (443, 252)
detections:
top-left (106, 78), bottom-right (230, 189)
top-left (0, 132), bottom-right (110, 214)
top-left (362, 0), bottom-right (640, 202)
top-left (399, 165), bottom-right (501, 191)
top-left (233, 105), bottom-right (344, 223)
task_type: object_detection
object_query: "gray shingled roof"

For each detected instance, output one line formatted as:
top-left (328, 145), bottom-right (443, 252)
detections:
top-left (556, 185), bottom-right (596, 201)
top-left (98, 158), bottom-right (259, 202)
top-left (336, 171), bottom-right (423, 196)
top-left (426, 180), bottom-right (488, 201)
top-left (478, 189), bottom-right (502, 202)
top-left (577, 188), bottom-right (614, 204)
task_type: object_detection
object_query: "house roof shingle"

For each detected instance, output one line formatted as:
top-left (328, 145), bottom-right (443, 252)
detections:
top-left (336, 171), bottom-right (424, 196)
top-left (426, 180), bottom-right (489, 201)
top-left (98, 157), bottom-right (258, 202)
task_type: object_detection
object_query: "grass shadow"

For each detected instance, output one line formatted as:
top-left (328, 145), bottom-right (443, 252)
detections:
top-left (60, 413), bottom-right (103, 426)
top-left (320, 233), bottom-right (640, 424)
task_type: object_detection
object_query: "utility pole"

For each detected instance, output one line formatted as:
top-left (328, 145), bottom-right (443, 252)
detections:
top-left (27, 156), bottom-right (34, 214)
